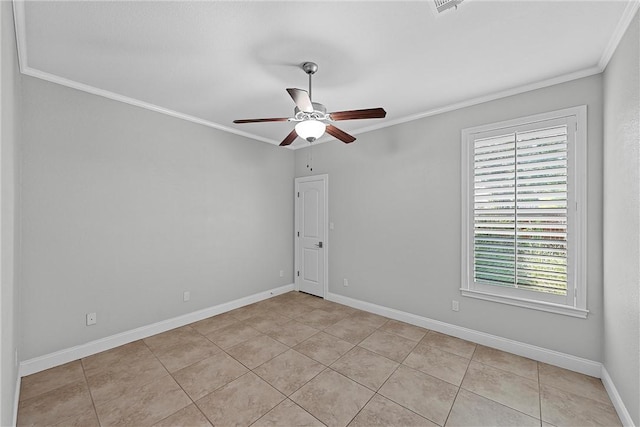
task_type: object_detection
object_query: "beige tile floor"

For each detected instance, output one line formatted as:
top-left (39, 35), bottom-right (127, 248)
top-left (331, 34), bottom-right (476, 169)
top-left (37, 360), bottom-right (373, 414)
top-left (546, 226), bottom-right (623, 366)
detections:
top-left (17, 291), bottom-right (621, 427)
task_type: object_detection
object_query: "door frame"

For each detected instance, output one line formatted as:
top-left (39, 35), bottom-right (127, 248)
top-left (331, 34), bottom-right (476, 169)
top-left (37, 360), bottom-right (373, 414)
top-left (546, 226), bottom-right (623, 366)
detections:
top-left (294, 174), bottom-right (329, 298)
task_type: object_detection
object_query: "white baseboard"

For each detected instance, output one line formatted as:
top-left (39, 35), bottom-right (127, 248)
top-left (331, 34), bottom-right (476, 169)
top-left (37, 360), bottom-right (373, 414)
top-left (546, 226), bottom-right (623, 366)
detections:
top-left (19, 284), bottom-right (294, 377)
top-left (13, 375), bottom-right (21, 427)
top-left (327, 292), bottom-right (638, 424)
top-left (326, 292), bottom-right (602, 377)
top-left (601, 366), bottom-right (635, 427)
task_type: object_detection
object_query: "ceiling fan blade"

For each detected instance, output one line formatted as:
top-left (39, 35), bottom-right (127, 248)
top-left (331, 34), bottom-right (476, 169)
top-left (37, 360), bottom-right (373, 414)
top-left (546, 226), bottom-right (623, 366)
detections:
top-left (279, 129), bottom-right (299, 147)
top-left (233, 117), bottom-right (290, 124)
top-left (329, 108), bottom-right (387, 121)
top-left (286, 88), bottom-right (314, 113)
top-left (326, 124), bottom-right (356, 144)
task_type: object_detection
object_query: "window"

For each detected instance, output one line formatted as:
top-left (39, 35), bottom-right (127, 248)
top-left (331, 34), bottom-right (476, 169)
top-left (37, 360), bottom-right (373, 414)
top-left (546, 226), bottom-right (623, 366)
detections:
top-left (461, 106), bottom-right (587, 318)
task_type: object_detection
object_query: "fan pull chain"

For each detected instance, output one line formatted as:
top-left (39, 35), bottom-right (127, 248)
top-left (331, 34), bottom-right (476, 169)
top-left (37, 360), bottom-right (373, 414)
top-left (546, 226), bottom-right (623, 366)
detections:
top-left (306, 144), bottom-right (313, 172)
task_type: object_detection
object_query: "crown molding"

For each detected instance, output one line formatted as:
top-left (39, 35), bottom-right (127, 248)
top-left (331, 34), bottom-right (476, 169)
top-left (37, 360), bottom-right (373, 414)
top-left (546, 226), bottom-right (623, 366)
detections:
top-left (22, 66), bottom-right (279, 145)
top-left (12, 0), bottom-right (637, 151)
top-left (12, 0), bottom-right (27, 73)
top-left (343, 66), bottom-right (602, 140)
top-left (598, 0), bottom-right (640, 71)
top-left (313, 0), bottom-right (640, 148)
top-left (11, 1), bottom-right (280, 146)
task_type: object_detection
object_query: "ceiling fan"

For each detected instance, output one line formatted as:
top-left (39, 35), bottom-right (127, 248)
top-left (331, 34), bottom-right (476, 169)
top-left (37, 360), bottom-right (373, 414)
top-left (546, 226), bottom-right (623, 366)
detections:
top-left (233, 62), bottom-right (387, 146)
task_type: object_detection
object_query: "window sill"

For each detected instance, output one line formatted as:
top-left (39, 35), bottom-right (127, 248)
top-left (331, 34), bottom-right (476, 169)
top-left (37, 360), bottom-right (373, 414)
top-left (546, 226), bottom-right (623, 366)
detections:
top-left (460, 289), bottom-right (589, 319)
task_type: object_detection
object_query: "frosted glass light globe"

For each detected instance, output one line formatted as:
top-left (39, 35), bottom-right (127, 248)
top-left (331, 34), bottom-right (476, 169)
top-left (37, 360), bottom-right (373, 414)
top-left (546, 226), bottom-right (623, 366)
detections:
top-left (295, 120), bottom-right (326, 142)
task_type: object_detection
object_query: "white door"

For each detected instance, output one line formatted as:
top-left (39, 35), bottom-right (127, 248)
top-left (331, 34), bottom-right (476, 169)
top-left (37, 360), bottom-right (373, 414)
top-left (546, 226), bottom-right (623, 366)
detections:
top-left (295, 175), bottom-right (327, 297)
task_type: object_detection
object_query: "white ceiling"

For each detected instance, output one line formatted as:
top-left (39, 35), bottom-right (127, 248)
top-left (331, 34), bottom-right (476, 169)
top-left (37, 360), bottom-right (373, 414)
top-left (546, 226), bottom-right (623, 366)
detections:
top-left (15, 0), bottom-right (637, 148)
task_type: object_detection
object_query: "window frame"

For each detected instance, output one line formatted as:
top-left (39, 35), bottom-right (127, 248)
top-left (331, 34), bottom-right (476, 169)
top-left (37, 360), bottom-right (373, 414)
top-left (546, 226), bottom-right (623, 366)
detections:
top-left (461, 106), bottom-right (588, 318)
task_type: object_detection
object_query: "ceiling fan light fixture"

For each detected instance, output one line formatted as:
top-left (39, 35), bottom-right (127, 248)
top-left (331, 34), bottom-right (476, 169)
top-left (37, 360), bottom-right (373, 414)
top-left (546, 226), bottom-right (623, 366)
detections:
top-left (234, 61), bottom-right (386, 145)
top-left (295, 119), bottom-right (326, 142)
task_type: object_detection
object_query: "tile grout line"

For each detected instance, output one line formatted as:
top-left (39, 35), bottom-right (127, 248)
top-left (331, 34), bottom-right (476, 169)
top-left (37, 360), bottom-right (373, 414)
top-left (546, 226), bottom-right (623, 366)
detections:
top-left (457, 344), bottom-right (544, 422)
top-left (471, 345), bottom-right (541, 382)
top-left (343, 387), bottom-right (378, 426)
top-left (146, 324), bottom-right (225, 375)
top-left (460, 385), bottom-right (542, 421)
top-left (538, 361), bottom-right (543, 424)
top-left (372, 361), bottom-right (440, 425)
top-left (247, 301), bottom-right (391, 426)
top-left (16, 364), bottom-right (93, 425)
top-left (461, 388), bottom-right (545, 422)
top-left (140, 338), bottom-right (199, 425)
top-left (146, 321), bottom-right (241, 407)
top-left (322, 368), bottom-right (379, 426)
top-left (538, 364), bottom-right (616, 409)
top-left (268, 327), bottom-right (322, 348)
top-left (247, 398), bottom-right (326, 427)
top-left (419, 333), bottom-right (543, 385)
top-left (234, 343), bottom-right (289, 371)
top-left (329, 346), bottom-right (397, 394)
top-left (442, 342), bottom-right (477, 426)
top-left (244, 301), bottom-right (340, 424)
top-left (79, 358), bottom-right (103, 427)
top-left (321, 311), bottom-right (390, 349)
top-left (442, 382), bottom-right (463, 426)
top-left (82, 342), bottom-right (174, 421)
top-left (306, 304), bottom-right (454, 425)
top-left (201, 306), bottom-right (328, 424)
top-left (539, 382), bottom-right (619, 409)
top-left (252, 365), bottom-right (330, 427)
top-left (470, 357), bottom-right (540, 382)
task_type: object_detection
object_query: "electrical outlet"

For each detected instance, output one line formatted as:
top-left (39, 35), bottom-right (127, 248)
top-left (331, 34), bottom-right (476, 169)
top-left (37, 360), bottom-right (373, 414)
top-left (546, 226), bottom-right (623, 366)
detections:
top-left (279, 270), bottom-right (284, 277)
top-left (330, 222), bottom-right (335, 230)
top-left (343, 278), bottom-right (349, 287)
top-left (452, 300), bottom-right (459, 312)
top-left (86, 312), bottom-right (97, 326)
top-left (183, 291), bottom-right (190, 302)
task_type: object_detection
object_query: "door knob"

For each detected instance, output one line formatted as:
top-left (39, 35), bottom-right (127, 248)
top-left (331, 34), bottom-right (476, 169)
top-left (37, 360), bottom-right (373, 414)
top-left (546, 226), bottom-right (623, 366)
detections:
top-left (315, 241), bottom-right (323, 248)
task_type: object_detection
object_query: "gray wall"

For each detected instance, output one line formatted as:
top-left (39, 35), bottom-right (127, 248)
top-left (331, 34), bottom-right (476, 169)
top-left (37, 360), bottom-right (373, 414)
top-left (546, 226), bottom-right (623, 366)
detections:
top-left (603, 10), bottom-right (640, 426)
top-left (20, 77), bottom-right (295, 360)
top-left (295, 75), bottom-right (604, 361)
top-left (1, 1), bottom-right (21, 425)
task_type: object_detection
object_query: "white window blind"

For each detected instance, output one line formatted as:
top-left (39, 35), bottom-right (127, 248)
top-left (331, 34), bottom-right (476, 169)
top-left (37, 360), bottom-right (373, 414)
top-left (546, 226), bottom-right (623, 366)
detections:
top-left (474, 125), bottom-right (568, 295)
top-left (461, 107), bottom-right (587, 318)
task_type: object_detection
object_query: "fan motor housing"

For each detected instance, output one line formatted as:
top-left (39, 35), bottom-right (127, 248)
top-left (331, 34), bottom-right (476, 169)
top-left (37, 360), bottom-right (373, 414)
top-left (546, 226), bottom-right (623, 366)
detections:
top-left (294, 102), bottom-right (327, 120)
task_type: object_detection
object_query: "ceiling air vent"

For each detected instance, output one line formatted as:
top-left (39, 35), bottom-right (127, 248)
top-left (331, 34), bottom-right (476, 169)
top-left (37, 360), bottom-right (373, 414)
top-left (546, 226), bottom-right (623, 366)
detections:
top-left (434, 0), bottom-right (464, 13)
